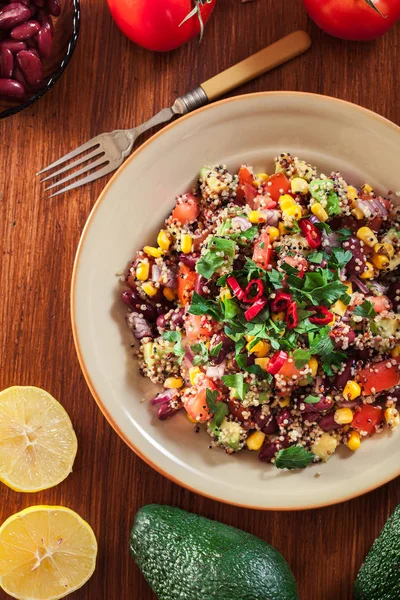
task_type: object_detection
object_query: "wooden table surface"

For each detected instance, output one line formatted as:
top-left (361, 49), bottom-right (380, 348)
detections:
top-left (1, 1), bottom-right (400, 598)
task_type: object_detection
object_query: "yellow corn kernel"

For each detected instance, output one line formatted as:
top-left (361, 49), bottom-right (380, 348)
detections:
top-left (220, 287), bottom-right (232, 300)
top-left (278, 397), bottom-right (290, 408)
top-left (143, 246), bottom-right (163, 258)
top-left (343, 425), bottom-right (350, 434)
top-left (246, 431), bottom-right (266, 451)
top-left (291, 177), bottom-right (309, 194)
top-left (356, 227), bottom-right (378, 248)
top-left (374, 242), bottom-right (395, 259)
top-left (311, 202), bottom-right (329, 222)
top-left (255, 357), bottom-right (269, 370)
top-left (347, 186), bottom-right (358, 201)
top-left (372, 253), bottom-right (390, 270)
top-left (181, 234), bottom-right (193, 254)
top-left (347, 431), bottom-right (361, 451)
top-left (308, 357), bottom-right (318, 378)
top-left (142, 282), bottom-right (158, 297)
top-left (269, 226), bottom-right (280, 242)
top-left (283, 205), bottom-right (302, 219)
top-left (136, 261), bottom-right (150, 281)
top-left (279, 194), bottom-right (296, 210)
top-left (253, 173), bottom-right (269, 187)
top-left (343, 380), bottom-right (361, 401)
top-left (331, 300), bottom-right (347, 317)
top-left (328, 315), bottom-right (336, 326)
top-left (163, 288), bottom-right (176, 301)
top-left (334, 408), bottom-right (354, 425)
top-left (164, 377), bottom-right (183, 389)
top-left (351, 207), bottom-right (365, 220)
top-left (278, 222), bottom-right (290, 236)
top-left (385, 407), bottom-right (400, 428)
top-left (391, 345), bottom-right (400, 358)
top-left (245, 335), bottom-right (254, 342)
top-left (254, 341), bottom-right (270, 358)
top-left (186, 413), bottom-right (198, 424)
top-left (362, 184), bottom-right (373, 194)
top-left (272, 311), bottom-right (285, 322)
top-left (248, 211), bottom-right (265, 224)
top-left (360, 261), bottom-right (375, 280)
top-left (189, 367), bottom-right (201, 385)
top-left (157, 230), bottom-right (172, 251)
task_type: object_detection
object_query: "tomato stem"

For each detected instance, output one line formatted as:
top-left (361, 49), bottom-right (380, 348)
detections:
top-left (179, 0), bottom-right (213, 40)
top-left (363, 0), bottom-right (386, 18)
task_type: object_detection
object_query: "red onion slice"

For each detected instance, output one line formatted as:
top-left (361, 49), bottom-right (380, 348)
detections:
top-left (232, 216), bottom-right (252, 231)
top-left (206, 360), bottom-right (226, 379)
top-left (151, 389), bottom-right (179, 406)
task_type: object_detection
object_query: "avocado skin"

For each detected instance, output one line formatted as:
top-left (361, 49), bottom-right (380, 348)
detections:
top-left (354, 504), bottom-right (400, 600)
top-left (130, 504), bottom-right (299, 600)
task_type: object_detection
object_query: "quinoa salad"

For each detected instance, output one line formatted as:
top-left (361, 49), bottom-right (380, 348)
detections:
top-left (121, 154), bottom-right (400, 470)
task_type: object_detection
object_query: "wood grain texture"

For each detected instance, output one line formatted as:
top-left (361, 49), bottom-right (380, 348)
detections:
top-left (0, 1), bottom-right (399, 598)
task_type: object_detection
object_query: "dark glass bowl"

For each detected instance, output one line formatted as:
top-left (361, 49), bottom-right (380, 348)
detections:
top-left (0, 0), bottom-right (80, 119)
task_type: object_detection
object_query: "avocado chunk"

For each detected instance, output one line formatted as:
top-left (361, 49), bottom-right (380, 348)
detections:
top-left (131, 505), bottom-right (299, 600)
top-left (354, 504), bottom-right (400, 600)
top-left (218, 418), bottom-right (242, 451)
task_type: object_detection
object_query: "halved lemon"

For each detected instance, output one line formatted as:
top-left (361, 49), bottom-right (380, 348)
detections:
top-left (0, 386), bottom-right (77, 492)
top-left (0, 506), bottom-right (97, 600)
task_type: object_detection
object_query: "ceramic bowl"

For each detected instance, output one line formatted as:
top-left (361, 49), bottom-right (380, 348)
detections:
top-left (71, 92), bottom-right (400, 510)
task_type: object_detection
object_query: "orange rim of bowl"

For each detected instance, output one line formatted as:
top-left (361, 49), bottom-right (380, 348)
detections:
top-left (71, 91), bottom-right (400, 511)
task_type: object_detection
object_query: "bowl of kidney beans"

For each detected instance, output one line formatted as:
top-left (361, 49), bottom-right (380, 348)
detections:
top-left (0, 0), bottom-right (80, 118)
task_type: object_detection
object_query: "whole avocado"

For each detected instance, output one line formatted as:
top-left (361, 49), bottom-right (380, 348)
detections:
top-left (130, 504), bottom-right (299, 600)
top-left (354, 504), bottom-right (400, 600)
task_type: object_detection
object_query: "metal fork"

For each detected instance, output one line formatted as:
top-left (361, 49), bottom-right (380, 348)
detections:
top-left (37, 31), bottom-right (311, 197)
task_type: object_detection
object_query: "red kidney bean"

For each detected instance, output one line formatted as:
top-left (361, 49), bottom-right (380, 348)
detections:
top-left (0, 38), bottom-right (26, 51)
top-left (13, 65), bottom-right (25, 84)
top-left (194, 273), bottom-right (208, 297)
top-left (319, 413), bottom-right (342, 432)
top-left (277, 409), bottom-right (292, 427)
top-left (156, 313), bottom-right (167, 331)
top-left (33, 0), bottom-right (45, 6)
top-left (170, 307), bottom-right (185, 328)
top-left (179, 253), bottom-right (198, 269)
top-left (254, 410), bottom-right (278, 435)
top-left (303, 412), bottom-right (320, 424)
top-left (11, 19), bottom-right (40, 39)
top-left (334, 357), bottom-right (355, 390)
top-left (209, 333), bottom-right (234, 365)
top-left (387, 280), bottom-right (400, 312)
top-left (0, 76), bottom-right (24, 97)
top-left (0, 3), bottom-right (31, 29)
top-left (36, 8), bottom-right (52, 29)
top-left (228, 399), bottom-right (254, 431)
top-left (16, 48), bottom-right (43, 85)
top-left (15, 0), bottom-right (31, 6)
top-left (0, 46), bottom-right (13, 77)
top-left (300, 397), bottom-right (334, 413)
top-left (329, 325), bottom-right (356, 350)
top-left (344, 236), bottom-right (367, 277)
top-left (46, 0), bottom-right (60, 16)
top-left (259, 441), bottom-right (279, 463)
top-left (121, 290), bottom-right (158, 322)
top-left (36, 19), bottom-right (51, 55)
top-left (157, 402), bottom-right (182, 421)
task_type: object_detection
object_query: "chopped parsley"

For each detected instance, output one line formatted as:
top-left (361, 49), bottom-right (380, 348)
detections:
top-left (304, 395), bottom-right (320, 404)
top-left (275, 445), bottom-right (315, 470)
top-left (328, 248), bottom-right (352, 270)
top-left (293, 348), bottom-right (312, 369)
top-left (196, 237), bottom-right (236, 278)
top-left (206, 389), bottom-right (228, 427)
top-left (354, 300), bottom-right (377, 319)
top-left (308, 251), bottom-right (324, 264)
top-left (162, 331), bottom-right (185, 363)
top-left (210, 342), bottom-right (223, 357)
top-left (191, 342), bottom-right (209, 366)
top-left (189, 292), bottom-right (222, 321)
top-left (221, 373), bottom-right (249, 401)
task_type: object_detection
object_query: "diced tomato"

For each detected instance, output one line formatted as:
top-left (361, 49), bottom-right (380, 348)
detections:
top-left (358, 360), bottom-right (400, 396)
top-left (278, 358), bottom-right (303, 379)
top-left (177, 264), bottom-right (196, 306)
top-left (184, 313), bottom-right (213, 340)
top-left (183, 377), bottom-right (218, 422)
top-left (192, 228), bottom-right (211, 251)
top-left (252, 228), bottom-right (272, 269)
top-left (243, 183), bottom-right (259, 209)
top-left (282, 256), bottom-right (308, 278)
top-left (236, 166), bottom-right (255, 204)
top-left (366, 295), bottom-right (392, 313)
top-left (265, 173), bottom-right (291, 202)
top-left (171, 193), bottom-right (200, 225)
top-left (352, 405), bottom-right (384, 436)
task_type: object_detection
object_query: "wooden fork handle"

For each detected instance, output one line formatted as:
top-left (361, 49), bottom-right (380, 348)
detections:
top-left (200, 30), bottom-right (312, 102)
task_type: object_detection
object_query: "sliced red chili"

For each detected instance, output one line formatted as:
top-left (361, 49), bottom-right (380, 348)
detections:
top-left (266, 350), bottom-right (288, 375)
top-left (227, 276), bottom-right (245, 300)
top-left (309, 305), bottom-right (333, 325)
top-left (271, 291), bottom-right (292, 313)
top-left (244, 297), bottom-right (267, 321)
top-left (299, 219), bottom-right (322, 249)
top-left (243, 279), bottom-right (264, 303)
top-left (285, 300), bottom-right (298, 330)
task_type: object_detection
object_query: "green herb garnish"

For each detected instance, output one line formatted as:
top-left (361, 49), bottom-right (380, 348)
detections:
top-left (221, 373), bottom-right (249, 401)
top-left (275, 445), bottom-right (315, 470)
top-left (293, 348), bottom-right (312, 369)
top-left (304, 395), bottom-right (320, 404)
top-left (354, 300), bottom-right (377, 319)
top-left (191, 342), bottom-right (209, 366)
top-left (162, 331), bottom-right (185, 362)
top-left (206, 389), bottom-right (228, 428)
top-left (196, 237), bottom-right (236, 279)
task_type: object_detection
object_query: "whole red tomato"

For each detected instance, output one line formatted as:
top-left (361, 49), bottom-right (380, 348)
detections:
top-left (303, 0), bottom-right (400, 41)
top-left (107, 0), bottom-right (216, 52)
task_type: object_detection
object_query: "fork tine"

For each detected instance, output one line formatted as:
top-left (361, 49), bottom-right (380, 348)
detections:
top-left (44, 157), bottom-right (109, 191)
top-left (36, 138), bottom-right (101, 176)
top-left (48, 162), bottom-right (117, 198)
top-left (39, 148), bottom-right (105, 183)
